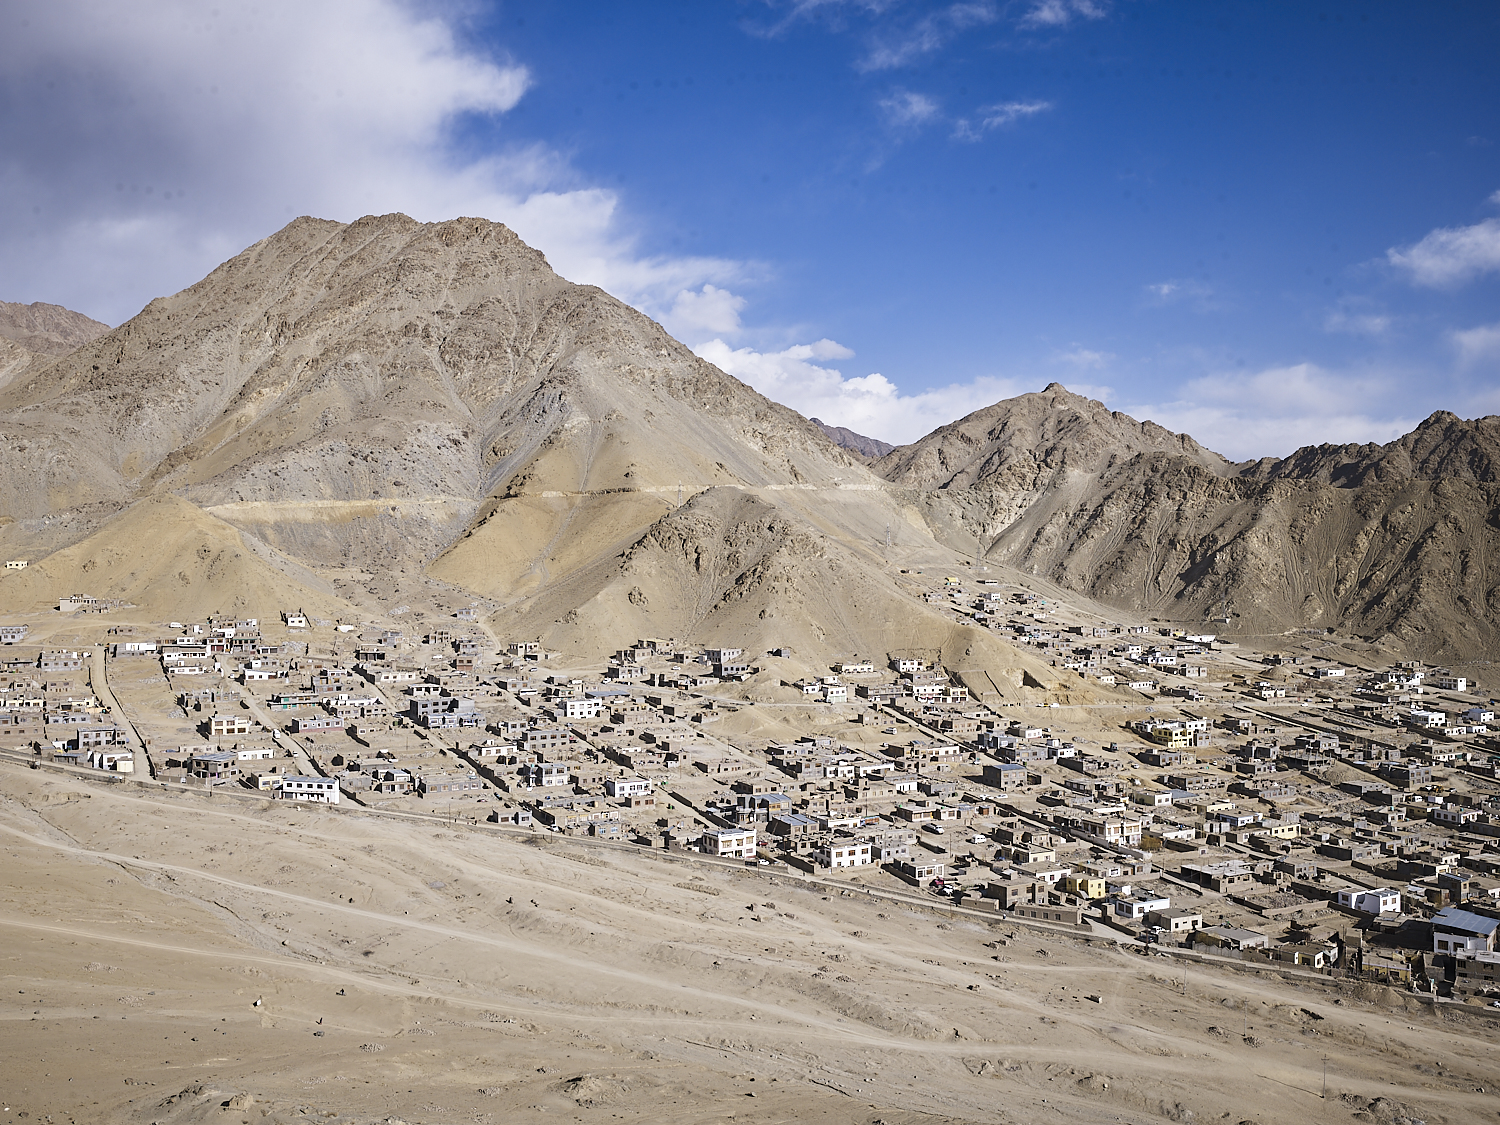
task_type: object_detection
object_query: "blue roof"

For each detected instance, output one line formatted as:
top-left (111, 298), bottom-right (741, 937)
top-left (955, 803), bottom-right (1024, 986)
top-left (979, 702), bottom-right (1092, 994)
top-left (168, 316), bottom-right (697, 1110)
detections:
top-left (1432, 906), bottom-right (1500, 935)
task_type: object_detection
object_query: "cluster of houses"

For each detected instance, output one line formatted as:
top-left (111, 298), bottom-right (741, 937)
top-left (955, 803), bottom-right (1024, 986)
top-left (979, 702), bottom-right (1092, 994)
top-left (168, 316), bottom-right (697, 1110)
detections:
top-left (0, 646), bottom-right (131, 764)
top-left (9, 582), bottom-right (1500, 1007)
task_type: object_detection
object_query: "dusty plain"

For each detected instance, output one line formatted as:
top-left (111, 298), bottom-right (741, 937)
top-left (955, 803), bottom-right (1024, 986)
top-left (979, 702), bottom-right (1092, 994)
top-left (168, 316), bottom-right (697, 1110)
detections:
top-left (1, 759), bottom-right (1496, 1125)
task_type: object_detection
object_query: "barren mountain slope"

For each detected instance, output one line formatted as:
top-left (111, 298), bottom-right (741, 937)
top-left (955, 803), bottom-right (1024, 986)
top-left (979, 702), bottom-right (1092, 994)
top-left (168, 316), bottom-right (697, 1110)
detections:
top-left (434, 484), bottom-right (1093, 701)
top-left (1243, 409), bottom-right (1500, 486)
top-left (811, 417), bottom-right (895, 459)
top-left (880, 390), bottom-right (1500, 661)
top-left (0, 215), bottom-right (1085, 694)
top-left (874, 382), bottom-right (1232, 489)
top-left (0, 214), bottom-right (860, 541)
top-left (0, 494), bottom-right (353, 622)
top-left (0, 299), bottom-right (110, 356)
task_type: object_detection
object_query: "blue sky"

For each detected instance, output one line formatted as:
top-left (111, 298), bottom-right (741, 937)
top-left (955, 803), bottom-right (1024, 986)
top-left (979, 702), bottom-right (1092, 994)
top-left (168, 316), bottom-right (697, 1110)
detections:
top-left (3, 1), bottom-right (1499, 457)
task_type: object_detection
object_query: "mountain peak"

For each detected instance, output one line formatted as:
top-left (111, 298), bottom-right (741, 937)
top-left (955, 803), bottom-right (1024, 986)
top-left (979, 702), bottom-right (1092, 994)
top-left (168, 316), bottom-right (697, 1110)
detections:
top-left (874, 384), bottom-right (1231, 489)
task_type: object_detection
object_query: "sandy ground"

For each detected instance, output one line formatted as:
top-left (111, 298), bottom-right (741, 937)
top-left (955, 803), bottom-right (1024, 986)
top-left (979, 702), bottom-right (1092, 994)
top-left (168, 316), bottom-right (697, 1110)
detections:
top-left (2, 763), bottom-right (1497, 1125)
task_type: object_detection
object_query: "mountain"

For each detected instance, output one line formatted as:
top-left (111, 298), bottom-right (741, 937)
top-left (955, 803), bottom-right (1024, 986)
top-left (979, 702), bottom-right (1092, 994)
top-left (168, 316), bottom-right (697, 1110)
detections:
top-left (1242, 410), bottom-right (1500, 487)
top-left (874, 387), bottom-right (1500, 660)
top-left (5, 215), bottom-right (1494, 663)
top-left (875, 383), bottom-right (1232, 488)
top-left (810, 418), bottom-right (895, 460)
top-left (0, 301), bottom-right (111, 396)
top-left (0, 214), bottom-right (1089, 701)
top-left (0, 300), bottom-right (111, 356)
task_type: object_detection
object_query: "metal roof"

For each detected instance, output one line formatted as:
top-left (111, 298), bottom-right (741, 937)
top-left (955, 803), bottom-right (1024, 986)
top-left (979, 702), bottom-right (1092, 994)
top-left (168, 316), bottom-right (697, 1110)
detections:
top-left (1432, 906), bottom-right (1500, 935)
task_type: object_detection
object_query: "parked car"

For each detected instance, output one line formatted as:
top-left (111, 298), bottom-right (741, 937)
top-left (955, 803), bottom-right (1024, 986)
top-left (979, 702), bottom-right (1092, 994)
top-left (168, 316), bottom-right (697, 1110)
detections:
top-left (924, 823), bottom-right (945, 834)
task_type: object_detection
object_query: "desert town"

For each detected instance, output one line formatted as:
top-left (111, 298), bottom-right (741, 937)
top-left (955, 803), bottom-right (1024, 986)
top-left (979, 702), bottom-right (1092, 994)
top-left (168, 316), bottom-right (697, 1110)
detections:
top-left (7, 562), bottom-right (1500, 1009)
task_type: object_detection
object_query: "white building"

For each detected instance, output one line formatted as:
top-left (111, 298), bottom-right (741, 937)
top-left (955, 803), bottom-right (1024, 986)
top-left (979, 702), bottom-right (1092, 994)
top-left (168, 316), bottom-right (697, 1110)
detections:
top-left (87, 749), bottom-right (134, 773)
top-left (563, 697), bottom-right (604, 720)
top-left (700, 827), bottom-right (756, 858)
top-left (1112, 893), bottom-right (1171, 920)
top-left (1429, 806), bottom-right (1480, 828)
top-left (1336, 887), bottom-right (1401, 915)
top-left (1432, 906), bottom-right (1499, 955)
top-left (605, 776), bottom-right (653, 798)
top-left (275, 776), bottom-right (340, 803)
top-left (816, 839), bottom-right (873, 868)
top-left (1435, 675), bottom-right (1468, 692)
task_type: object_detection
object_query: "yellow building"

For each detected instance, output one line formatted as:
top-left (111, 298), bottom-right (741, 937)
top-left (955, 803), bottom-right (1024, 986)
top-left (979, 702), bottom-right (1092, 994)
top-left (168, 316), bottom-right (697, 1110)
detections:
top-left (1063, 873), bottom-right (1107, 899)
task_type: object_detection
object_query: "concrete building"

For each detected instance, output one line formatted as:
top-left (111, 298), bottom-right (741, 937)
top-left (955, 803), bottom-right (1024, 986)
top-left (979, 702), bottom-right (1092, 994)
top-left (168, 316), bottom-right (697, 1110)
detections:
top-left (1336, 887), bottom-right (1402, 915)
top-left (1432, 906), bottom-right (1500, 955)
top-left (276, 776), bottom-right (340, 803)
top-left (701, 827), bottom-right (756, 859)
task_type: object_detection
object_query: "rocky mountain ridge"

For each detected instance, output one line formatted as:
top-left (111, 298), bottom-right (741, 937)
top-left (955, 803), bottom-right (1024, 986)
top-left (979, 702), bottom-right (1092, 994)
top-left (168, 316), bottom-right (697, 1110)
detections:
top-left (0, 300), bottom-right (110, 356)
top-left (0, 215), bottom-right (1080, 699)
top-left (876, 388), bottom-right (1500, 660)
top-left (810, 417), bottom-right (894, 460)
top-left (2, 217), bottom-right (1496, 662)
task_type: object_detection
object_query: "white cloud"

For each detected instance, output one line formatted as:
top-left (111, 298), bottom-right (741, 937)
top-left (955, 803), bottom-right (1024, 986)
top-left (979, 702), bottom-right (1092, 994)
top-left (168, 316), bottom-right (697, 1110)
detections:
top-left (1323, 310), bottom-right (1392, 336)
top-left (1386, 215), bottom-right (1500, 289)
top-left (1142, 278), bottom-right (1217, 310)
top-left (1451, 322), bottom-right (1500, 368)
top-left (662, 284), bottom-right (748, 341)
top-left (1055, 347), bottom-right (1113, 369)
top-left (878, 90), bottom-right (942, 128)
top-left (694, 338), bottom-right (1023, 444)
top-left (1127, 363), bottom-right (1414, 460)
top-left (858, 3), bottom-right (999, 72)
top-left (1019, 0), bottom-right (1109, 30)
top-left (0, 0), bottom-right (744, 326)
top-left (953, 100), bottom-right (1051, 141)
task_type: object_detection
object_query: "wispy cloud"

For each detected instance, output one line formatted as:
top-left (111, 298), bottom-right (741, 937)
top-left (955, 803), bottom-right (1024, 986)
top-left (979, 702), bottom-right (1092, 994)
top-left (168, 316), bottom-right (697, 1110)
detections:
top-left (1323, 310), bottom-right (1392, 336)
top-left (1451, 322), bottom-right (1500, 369)
top-left (1127, 363), bottom-right (1413, 460)
top-left (1018, 0), bottom-right (1109, 30)
top-left (694, 337), bottom-right (1021, 444)
top-left (1385, 194), bottom-right (1500, 288)
top-left (1054, 347), bottom-right (1114, 369)
top-left (878, 89), bottom-right (942, 128)
top-left (952, 100), bottom-right (1052, 140)
top-left (1142, 278), bottom-right (1217, 310)
top-left (858, 2), bottom-right (999, 71)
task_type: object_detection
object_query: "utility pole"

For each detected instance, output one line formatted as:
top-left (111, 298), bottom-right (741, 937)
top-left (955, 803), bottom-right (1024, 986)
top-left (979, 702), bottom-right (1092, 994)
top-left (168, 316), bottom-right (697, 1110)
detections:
top-left (1321, 1055), bottom-right (1328, 1099)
